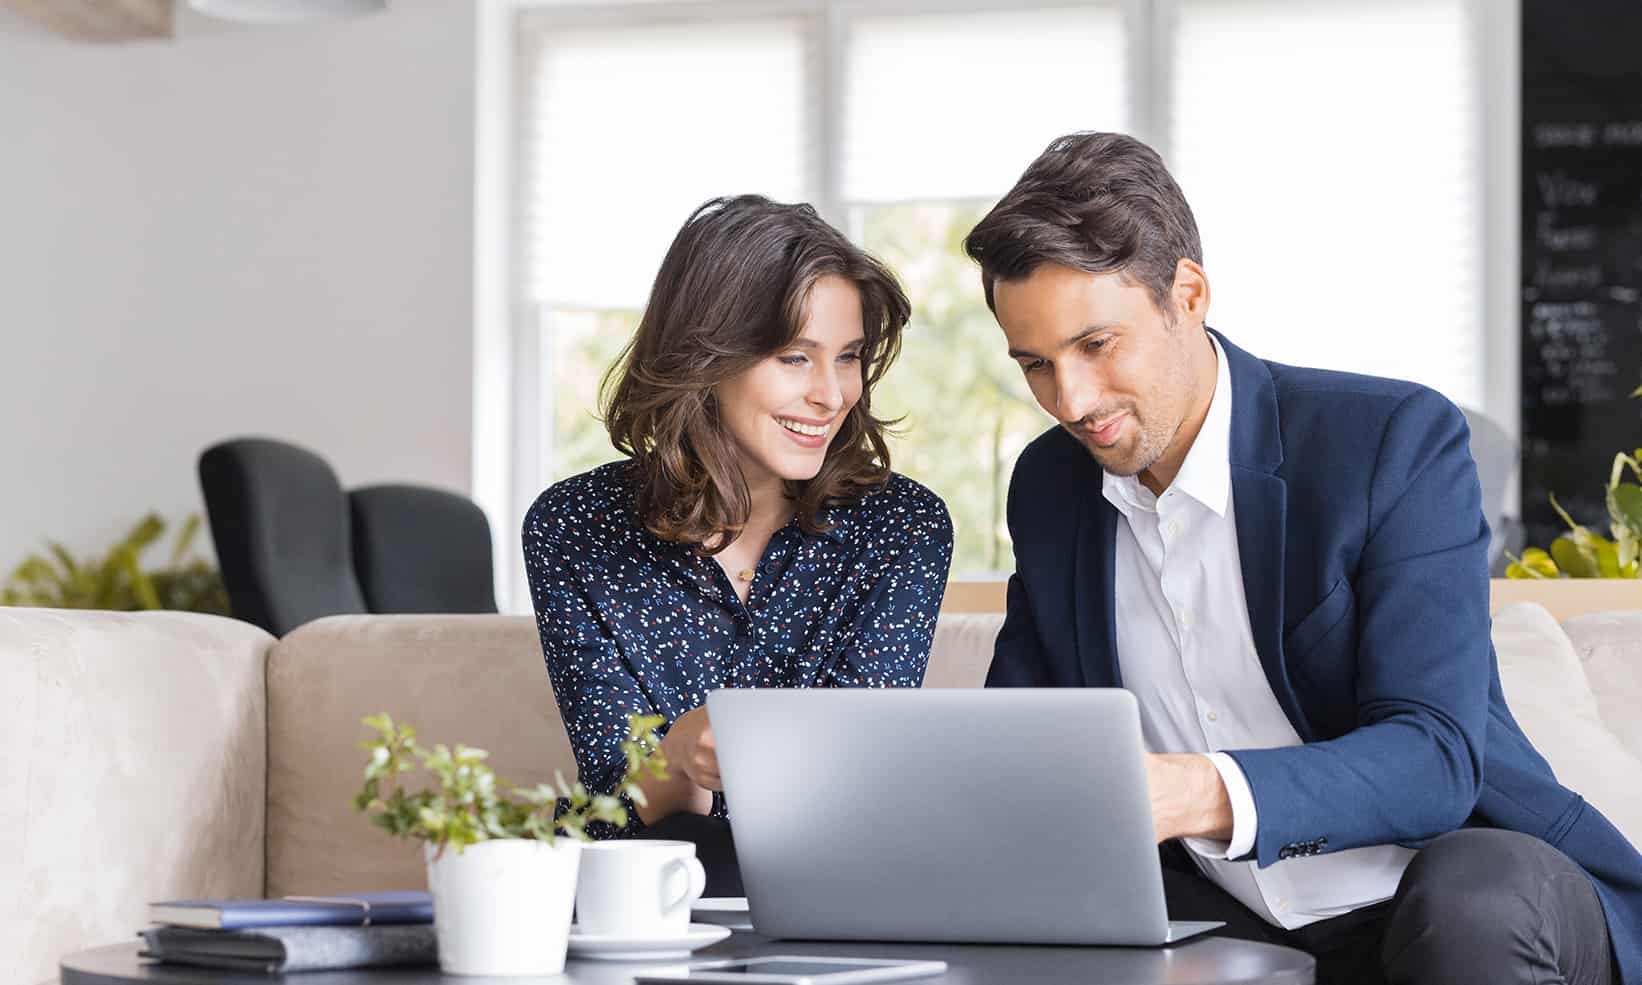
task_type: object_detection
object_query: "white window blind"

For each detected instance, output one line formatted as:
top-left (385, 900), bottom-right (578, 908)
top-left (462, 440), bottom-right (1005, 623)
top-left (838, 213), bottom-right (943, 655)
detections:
top-left (519, 16), bottom-right (810, 310)
top-left (841, 5), bottom-right (1127, 204)
top-left (1170, 0), bottom-right (1482, 408)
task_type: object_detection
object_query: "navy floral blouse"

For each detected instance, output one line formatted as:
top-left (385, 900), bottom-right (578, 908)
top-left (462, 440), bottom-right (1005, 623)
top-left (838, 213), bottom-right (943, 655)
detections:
top-left (523, 461), bottom-right (954, 834)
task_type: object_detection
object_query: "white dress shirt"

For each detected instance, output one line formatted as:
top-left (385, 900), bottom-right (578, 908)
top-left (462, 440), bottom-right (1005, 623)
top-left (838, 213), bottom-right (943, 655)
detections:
top-left (1102, 336), bottom-right (1416, 930)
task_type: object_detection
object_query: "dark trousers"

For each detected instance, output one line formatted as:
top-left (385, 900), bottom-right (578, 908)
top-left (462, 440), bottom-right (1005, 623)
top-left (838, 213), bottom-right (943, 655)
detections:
top-left (635, 813), bottom-right (745, 898)
top-left (1161, 829), bottom-right (1617, 985)
top-left (641, 818), bottom-right (1615, 984)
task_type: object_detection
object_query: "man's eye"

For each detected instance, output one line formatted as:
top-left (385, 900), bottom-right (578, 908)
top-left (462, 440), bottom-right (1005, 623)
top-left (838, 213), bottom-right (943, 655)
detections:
top-left (1020, 359), bottom-right (1047, 374)
top-left (1085, 337), bottom-right (1108, 353)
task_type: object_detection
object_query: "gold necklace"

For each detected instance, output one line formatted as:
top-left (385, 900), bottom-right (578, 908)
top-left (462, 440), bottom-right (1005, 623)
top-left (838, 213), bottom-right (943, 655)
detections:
top-left (736, 567), bottom-right (755, 582)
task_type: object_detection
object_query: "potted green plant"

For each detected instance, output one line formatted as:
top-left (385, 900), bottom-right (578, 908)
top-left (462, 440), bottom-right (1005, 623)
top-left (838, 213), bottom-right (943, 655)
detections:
top-left (1508, 448), bottom-right (1642, 579)
top-left (2, 512), bottom-right (229, 613)
top-left (354, 711), bottom-right (667, 976)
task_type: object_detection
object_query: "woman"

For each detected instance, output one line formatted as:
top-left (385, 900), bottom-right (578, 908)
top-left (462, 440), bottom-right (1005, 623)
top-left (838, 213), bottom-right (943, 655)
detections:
top-left (523, 195), bottom-right (954, 894)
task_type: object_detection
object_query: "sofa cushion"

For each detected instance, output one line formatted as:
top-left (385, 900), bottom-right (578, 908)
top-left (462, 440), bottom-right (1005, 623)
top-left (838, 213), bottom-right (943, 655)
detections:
top-left (265, 614), bottom-right (573, 898)
top-left (0, 608), bottom-right (269, 985)
top-left (1491, 602), bottom-right (1642, 845)
top-left (923, 613), bottom-right (1002, 688)
top-left (1560, 611), bottom-right (1642, 764)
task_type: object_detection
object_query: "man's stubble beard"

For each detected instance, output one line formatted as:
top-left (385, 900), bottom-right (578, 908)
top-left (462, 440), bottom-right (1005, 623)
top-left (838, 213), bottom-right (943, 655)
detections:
top-left (1078, 313), bottom-right (1193, 479)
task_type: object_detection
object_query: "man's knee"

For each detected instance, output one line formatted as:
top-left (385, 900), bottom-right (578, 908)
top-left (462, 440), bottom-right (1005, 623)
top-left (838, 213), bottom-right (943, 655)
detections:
top-left (1381, 829), bottom-right (1594, 985)
top-left (1383, 835), bottom-right (1535, 960)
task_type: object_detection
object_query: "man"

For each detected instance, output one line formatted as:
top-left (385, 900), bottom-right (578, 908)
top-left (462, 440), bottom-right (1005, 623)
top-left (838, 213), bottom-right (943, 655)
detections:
top-left (966, 132), bottom-right (1641, 985)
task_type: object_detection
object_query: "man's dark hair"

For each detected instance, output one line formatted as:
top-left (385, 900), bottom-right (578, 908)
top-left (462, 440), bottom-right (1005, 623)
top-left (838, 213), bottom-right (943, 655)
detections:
top-left (963, 132), bottom-right (1202, 312)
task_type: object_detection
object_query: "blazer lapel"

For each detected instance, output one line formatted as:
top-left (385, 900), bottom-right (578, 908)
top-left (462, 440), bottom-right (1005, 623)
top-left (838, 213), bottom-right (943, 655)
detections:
top-left (1217, 331), bottom-right (1312, 740)
top-left (1075, 489), bottom-right (1123, 688)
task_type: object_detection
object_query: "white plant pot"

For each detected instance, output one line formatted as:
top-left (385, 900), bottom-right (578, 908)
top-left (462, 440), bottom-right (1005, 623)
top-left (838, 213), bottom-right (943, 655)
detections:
top-left (424, 837), bottom-right (582, 976)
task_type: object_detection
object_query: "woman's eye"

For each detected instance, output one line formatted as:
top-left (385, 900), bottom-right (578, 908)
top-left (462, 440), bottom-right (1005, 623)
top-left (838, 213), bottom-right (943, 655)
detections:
top-left (839, 351), bottom-right (862, 363)
top-left (777, 354), bottom-right (808, 366)
top-left (1084, 337), bottom-right (1109, 354)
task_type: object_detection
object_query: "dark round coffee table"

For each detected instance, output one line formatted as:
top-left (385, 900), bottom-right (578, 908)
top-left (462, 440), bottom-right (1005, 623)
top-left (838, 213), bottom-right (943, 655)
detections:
top-left (62, 932), bottom-right (1314, 984)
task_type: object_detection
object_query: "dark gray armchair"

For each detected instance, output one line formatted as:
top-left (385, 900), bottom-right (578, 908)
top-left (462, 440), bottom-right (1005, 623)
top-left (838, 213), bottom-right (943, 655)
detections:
top-left (199, 437), bottom-right (496, 636)
top-left (1460, 406), bottom-right (1522, 575)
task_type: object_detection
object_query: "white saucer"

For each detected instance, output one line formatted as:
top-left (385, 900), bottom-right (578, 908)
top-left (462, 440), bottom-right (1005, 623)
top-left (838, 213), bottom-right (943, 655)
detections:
top-left (566, 923), bottom-right (732, 961)
top-left (692, 896), bottom-right (753, 932)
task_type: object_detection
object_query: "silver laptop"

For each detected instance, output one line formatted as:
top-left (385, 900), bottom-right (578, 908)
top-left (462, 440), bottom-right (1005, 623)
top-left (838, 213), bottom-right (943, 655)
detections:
top-left (707, 687), bottom-right (1223, 946)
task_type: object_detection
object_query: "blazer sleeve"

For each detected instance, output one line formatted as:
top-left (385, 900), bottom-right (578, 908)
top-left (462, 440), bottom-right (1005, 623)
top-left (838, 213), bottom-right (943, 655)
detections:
top-left (522, 503), bottom-right (659, 827)
top-left (987, 573), bottom-right (1053, 686)
top-left (1224, 390), bottom-right (1492, 865)
top-left (986, 450), bottom-right (1057, 687)
top-left (824, 498), bottom-right (954, 688)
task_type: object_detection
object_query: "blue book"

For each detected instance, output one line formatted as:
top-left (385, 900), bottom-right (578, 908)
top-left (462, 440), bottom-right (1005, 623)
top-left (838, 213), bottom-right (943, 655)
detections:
top-left (147, 892), bottom-right (433, 930)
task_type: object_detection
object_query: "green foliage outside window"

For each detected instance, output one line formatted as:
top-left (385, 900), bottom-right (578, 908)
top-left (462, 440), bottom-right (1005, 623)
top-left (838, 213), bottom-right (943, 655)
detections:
top-left (544, 203), bottom-right (1046, 575)
top-left (859, 202), bottom-right (1047, 573)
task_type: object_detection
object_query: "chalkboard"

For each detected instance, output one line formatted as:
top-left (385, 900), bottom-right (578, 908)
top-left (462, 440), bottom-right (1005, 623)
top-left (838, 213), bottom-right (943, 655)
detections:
top-left (1520, 0), bottom-right (1642, 550)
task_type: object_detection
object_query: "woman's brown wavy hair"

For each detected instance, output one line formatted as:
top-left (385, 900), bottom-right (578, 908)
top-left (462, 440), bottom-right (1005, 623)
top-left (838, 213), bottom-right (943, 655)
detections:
top-left (601, 195), bottom-right (912, 554)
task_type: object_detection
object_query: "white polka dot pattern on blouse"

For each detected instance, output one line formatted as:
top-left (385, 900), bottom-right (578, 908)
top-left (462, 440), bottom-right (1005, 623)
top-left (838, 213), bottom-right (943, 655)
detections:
top-left (523, 460), bottom-right (954, 836)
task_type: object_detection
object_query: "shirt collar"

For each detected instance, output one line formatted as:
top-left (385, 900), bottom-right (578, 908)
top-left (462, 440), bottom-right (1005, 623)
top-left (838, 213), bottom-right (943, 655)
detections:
top-left (1101, 333), bottom-right (1234, 517)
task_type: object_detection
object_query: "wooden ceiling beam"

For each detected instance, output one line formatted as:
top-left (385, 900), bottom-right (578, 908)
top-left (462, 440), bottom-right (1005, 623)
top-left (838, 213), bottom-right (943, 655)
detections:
top-left (1, 0), bottom-right (173, 42)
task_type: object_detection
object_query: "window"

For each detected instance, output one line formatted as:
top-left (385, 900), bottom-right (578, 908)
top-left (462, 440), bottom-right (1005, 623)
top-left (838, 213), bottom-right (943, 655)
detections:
top-left (493, 0), bottom-right (1495, 607)
top-left (1171, 0), bottom-right (1483, 407)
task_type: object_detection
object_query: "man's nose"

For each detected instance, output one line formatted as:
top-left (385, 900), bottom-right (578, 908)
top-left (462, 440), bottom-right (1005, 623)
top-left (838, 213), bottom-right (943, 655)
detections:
top-left (1054, 365), bottom-right (1100, 424)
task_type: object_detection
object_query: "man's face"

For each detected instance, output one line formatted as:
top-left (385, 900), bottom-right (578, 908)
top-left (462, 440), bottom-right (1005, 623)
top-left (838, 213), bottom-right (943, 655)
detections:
top-left (993, 262), bottom-right (1206, 481)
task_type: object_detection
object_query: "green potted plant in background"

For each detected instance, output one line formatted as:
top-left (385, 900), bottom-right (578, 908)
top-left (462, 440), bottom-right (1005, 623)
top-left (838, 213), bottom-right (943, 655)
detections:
top-left (1509, 385), bottom-right (1642, 580)
top-left (2, 512), bottom-right (229, 613)
top-left (354, 711), bottom-right (667, 976)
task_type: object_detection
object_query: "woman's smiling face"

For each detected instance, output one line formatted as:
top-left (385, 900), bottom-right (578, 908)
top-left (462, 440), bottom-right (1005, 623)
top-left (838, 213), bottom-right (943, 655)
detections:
top-left (715, 274), bottom-right (867, 490)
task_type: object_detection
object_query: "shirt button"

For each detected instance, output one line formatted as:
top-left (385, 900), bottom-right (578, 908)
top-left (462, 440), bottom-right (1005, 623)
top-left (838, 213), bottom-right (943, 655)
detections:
top-left (1165, 521), bottom-right (1180, 538)
top-left (1206, 710), bottom-right (1219, 722)
top-left (1179, 611), bottom-right (1192, 628)
top-left (1276, 898), bottom-right (1289, 912)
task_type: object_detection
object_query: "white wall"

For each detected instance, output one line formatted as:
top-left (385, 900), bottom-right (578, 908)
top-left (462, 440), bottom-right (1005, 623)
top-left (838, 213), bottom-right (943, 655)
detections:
top-left (0, 0), bottom-right (476, 575)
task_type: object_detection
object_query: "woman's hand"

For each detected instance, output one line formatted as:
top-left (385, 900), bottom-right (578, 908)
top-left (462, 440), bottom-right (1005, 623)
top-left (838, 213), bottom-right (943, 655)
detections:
top-left (632, 706), bottom-right (716, 824)
top-left (661, 705), bottom-right (722, 792)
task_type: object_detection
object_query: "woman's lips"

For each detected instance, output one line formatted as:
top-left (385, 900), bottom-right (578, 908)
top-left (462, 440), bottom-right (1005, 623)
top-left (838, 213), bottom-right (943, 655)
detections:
top-left (776, 416), bottom-right (829, 449)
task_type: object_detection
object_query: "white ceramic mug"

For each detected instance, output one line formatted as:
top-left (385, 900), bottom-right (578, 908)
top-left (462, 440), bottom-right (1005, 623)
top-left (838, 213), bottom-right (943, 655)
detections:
top-left (576, 839), bottom-right (708, 938)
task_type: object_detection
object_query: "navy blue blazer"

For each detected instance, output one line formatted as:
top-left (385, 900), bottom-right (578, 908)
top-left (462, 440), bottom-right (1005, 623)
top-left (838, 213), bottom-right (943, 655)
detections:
top-left (987, 331), bottom-right (1642, 982)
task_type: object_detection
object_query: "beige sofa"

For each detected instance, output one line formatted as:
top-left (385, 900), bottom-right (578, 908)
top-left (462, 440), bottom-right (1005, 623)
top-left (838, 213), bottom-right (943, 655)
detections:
top-left (5, 581), bottom-right (1642, 985)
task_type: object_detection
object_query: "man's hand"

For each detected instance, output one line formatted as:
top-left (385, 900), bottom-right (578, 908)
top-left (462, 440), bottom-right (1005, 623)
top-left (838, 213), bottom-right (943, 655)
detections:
top-left (661, 705), bottom-right (722, 792)
top-left (1144, 752), bottom-right (1235, 843)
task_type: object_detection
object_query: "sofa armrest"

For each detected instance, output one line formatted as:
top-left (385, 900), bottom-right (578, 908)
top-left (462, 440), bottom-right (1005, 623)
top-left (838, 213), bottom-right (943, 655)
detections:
top-left (0, 609), bottom-right (270, 985)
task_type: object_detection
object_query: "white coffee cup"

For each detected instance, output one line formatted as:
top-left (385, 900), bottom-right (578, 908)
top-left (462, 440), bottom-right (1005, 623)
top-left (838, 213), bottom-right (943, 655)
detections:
top-left (576, 840), bottom-right (708, 938)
